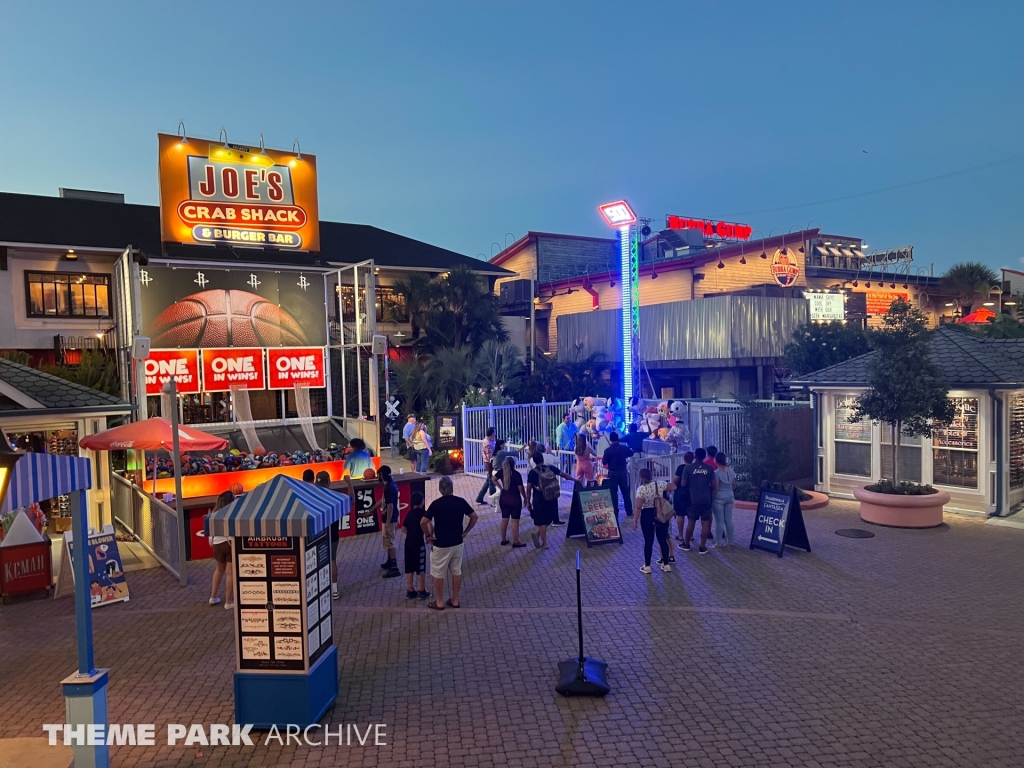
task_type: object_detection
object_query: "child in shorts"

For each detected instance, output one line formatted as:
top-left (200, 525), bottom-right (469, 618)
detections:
top-left (402, 492), bottom-right (429, 600)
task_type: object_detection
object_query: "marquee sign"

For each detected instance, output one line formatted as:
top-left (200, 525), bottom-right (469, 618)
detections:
top-left (666, 215), bottom-right (752, 241)
top-left (157, 133), bottom-right (319, 251)
top-left (201, 348), bottom-right (266, 392)
top-left (267, 348), bottom-right (326, 390)
top-left (143, 349), bottom-right (201, 395)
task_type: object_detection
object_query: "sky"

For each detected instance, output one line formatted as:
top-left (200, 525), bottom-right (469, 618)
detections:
top-left (2, 1), bottom-right (1022, 274)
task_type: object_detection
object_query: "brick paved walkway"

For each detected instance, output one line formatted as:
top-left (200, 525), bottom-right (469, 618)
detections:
top-left (2, 473), bottom-right (1022, 767)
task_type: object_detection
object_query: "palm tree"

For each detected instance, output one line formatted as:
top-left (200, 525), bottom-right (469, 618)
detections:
top-left (474, 340), bottom-right (524, 390)
top-left (391, 276), bottom-right (431, 342)
top-left (423, 347), bottom-right (476, 409)
top-left (941, 262), bottom-right (999, 314)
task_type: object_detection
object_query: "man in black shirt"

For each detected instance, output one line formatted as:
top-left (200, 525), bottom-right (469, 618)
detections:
top-left (679, 447), bottom-right (718, 554)
top-left (601, 432), bottom-right (634, 518)
top-left (623, 423), bottom-right (646, 455)
top-left (421, 476), bottom-right (478, 610)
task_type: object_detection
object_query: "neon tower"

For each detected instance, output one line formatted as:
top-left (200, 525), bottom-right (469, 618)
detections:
top-left (597, 200), bottom-right (640, 405)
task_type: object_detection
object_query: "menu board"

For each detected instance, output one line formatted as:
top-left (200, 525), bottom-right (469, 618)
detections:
top-left (570, 487), bottom-right (623, 547)
top-left (834, 396), bottom-right (871, 442)
top-left (234, 536), bottom-right (305, 672)
top-left (305, 529), bottom-right (334, 666)
top-left (933, 398), bottom-right (978, 450)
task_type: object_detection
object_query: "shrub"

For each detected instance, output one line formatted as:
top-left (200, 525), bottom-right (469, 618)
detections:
top-left (864, 479), bottom-right (939, 496)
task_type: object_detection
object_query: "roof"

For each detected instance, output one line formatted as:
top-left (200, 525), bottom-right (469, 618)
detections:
top-left (790, 326), bottom-right (1024, 388)
top-left (490, 231), bottom-right (616, 267)
top-left (205, 474), bottom-right (349, 538)
top-left (0, 357), bottom-right (132, 413)
top-left (0, 192), bottom-right (510, 275)
top-left (2, 451), bottom-right (92, 514)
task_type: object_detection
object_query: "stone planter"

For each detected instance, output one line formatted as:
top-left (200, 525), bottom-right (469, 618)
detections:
top-left (853, 486), bottom-right (950, 528)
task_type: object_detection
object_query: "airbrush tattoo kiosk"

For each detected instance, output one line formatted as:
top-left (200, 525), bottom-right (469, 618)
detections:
top-left (206, 474), bottom-right (349, 729)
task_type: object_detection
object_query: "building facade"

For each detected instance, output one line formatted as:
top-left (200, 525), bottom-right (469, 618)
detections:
top-left (791, 327), bottom-right (1024, 517)
top-left (491, 220), bottom-right (984, 399)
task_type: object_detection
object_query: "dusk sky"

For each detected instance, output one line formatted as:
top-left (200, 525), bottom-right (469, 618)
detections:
top-left (3, 1), bottom-right (1021, 273)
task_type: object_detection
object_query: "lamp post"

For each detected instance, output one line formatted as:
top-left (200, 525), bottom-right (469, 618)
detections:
top-left (598, 200), bottom-right (640, 404)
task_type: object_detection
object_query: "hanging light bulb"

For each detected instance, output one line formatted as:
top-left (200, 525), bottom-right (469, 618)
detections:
top-left (717, 259), bottom-right (725, 270)
top-left (760, 251), bottom-right (767, 259)
top-left (865, 281), bottom-right (871, 288)
top-left (739, 255), bottom-right (746, 264)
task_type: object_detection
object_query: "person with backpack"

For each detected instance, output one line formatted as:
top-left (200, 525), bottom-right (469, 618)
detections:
top-left (712, 452), bottom-right (736, 548)
top-left (526, 451), bottom-right (572, 549)
top-left (679, 447), bottom-right (718, 554)
top-left (632, 467), bottom-right (674, 573)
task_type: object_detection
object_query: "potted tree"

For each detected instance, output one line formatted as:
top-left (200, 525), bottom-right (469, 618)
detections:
top-left (850, 299), bottom-right (955, 528)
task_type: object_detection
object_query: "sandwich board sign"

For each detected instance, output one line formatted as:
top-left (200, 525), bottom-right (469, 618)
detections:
top-left (749, 487), bottom-right (811, 558)
top-left (566, 486), bottom-right (623, 547)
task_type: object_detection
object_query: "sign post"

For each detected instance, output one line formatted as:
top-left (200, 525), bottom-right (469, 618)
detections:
top-left (749, 486), bottom-right (811, 557)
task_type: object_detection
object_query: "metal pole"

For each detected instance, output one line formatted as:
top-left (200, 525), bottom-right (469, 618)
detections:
top-left (70, 489), bottom-right (95, 675)
top-left (576, 550), bottom-right (584, 665)
top-left (530, 268), bottom-right (536, 372)
top-left (164, 378), bottom-right (188, 586)
top-left (354, 265), bottom-right (363, 417)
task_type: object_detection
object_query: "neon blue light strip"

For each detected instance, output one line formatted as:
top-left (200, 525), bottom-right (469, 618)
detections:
top-left (619, 224), bottom-right (633, 404)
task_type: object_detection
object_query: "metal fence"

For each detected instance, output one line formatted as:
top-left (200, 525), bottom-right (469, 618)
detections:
top-left (462, 400), bottom-right (572, 474)
top-left (110, 474), bottom-right (180, 578)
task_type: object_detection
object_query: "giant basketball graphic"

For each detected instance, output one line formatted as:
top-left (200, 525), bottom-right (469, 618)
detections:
top-left (150, 289), bottom-right (308, 348)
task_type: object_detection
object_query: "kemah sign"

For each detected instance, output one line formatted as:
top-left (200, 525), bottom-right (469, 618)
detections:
top-left (566, 486), bottom-right (623, 547)
top-left (157, 133), bottom-right (319, 251)
top-left (749, 486), bottom-right (811, 558)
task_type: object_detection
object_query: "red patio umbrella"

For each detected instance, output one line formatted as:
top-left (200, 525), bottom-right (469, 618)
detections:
top-left (80, 418), bottom-right (228, 496)
top-left (80, 417), bottom-right (228, 452)
top-left (957, 307), bottom-right (997, 324)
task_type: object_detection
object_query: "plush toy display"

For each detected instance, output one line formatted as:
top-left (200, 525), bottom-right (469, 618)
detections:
top-left (666, 400), bottom-right (691, 449)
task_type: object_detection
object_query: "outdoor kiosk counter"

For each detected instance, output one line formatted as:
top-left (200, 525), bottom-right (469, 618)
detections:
top-left (187, 471), bottom-right (429, 560)
top-left (205, 474), bottom-right (350, 729)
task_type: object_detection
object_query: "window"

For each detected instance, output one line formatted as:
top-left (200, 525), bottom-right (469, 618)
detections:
top-left (881, 425), bottom-right (922, 484)
top-left (338, 286), bottom-right (406, 323)
top-left (932, 397), bottom-right (979, 488)
top-left (26, 272), bottom-right (111, 318)
top-left (834, 395), bottom-right (871, 476)
top-left (1009, 394), bottom-right (1024, 491)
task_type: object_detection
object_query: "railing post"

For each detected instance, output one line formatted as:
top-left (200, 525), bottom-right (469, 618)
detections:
top-left (541, 397), bottom-right (548, 446)
top-left (487, 400), bottom-right (495, 429)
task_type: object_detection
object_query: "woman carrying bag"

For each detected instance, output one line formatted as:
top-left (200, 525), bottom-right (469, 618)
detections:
top-left (632, 467), bottom-right (675, 574)
top-left (411, 421), bottom-right (432, 473)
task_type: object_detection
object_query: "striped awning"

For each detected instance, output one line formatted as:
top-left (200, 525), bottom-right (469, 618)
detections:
top-left (204, 474), bottom-right (349, 539)
top-left (2, 451), bottom-right (92, 514)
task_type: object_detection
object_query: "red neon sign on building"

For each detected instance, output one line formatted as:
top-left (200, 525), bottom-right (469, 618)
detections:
top-left (666, 215), bottom-right (752, 241)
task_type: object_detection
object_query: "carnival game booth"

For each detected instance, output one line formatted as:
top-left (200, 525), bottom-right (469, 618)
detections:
top-left (205, 474), bottom-right (349, 729)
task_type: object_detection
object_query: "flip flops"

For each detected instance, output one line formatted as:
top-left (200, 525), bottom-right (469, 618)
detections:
top-left (427, 601), bottom-right (444, 611)
top-left (445, 598), bottom-right (461, 609)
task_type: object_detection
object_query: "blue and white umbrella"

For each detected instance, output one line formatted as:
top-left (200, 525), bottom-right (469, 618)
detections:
top-left (204, 474), bottom-right (349, 539)
top-left (2, 450), bottom-right (92, 515)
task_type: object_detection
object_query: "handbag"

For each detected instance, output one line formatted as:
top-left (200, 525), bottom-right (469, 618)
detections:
top-left (654, 482), bottom-right (674, 523)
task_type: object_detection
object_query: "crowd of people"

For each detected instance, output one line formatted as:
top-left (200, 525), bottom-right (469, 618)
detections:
top-left (205, 411), bottom-right (741, 611)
